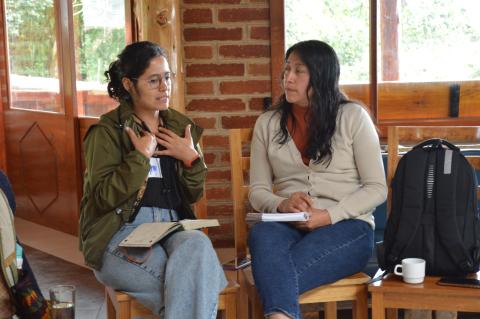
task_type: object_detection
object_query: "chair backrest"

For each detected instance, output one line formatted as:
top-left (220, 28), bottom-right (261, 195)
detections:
top-left (386, 126), bottom-right (480, 214)
top-left (229, 128), bottom-right (253, 263)
top-left (193, 138), bottom-right (208, 234)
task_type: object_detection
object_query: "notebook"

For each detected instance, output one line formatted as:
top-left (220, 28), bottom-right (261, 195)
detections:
top-left (119, 219), bottom-right (220, 247)
top-left (246, 212), bottom-right (310, 222)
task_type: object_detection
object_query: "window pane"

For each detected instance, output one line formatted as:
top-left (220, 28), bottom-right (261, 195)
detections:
top-left (284, 0), bottom-right (371, 107)
top-left (285, 0), bottom-right (370, 84)
top-left (382, 0), bottom-right (480, 82)
top-left (73, 0), bottom-right (126, 117)
top-left (5, 0), bottom-right (62, 113)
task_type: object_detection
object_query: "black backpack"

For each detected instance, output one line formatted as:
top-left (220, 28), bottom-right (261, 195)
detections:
top-left (378, 138), bottom-right (480, 276)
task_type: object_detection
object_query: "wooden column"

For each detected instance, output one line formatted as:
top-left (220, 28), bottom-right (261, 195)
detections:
top-left (370, 0), bottom-right (378, 122)
top-left (270, 0), bottom-right (285, 103)
top-left (133, 0), bottom-right (185, 113)
top-left (380, 0), bottom-right (399, 81)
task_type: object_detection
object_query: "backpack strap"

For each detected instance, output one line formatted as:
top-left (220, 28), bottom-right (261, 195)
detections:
top-left (387, 147), bottom-right (428, 265)
top-left (0, 190), bottom-right (18, 288)
top-left (435, 149), bottom-right (475, 273)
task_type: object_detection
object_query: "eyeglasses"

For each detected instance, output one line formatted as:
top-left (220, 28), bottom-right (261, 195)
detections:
top-left (131, 72), bottom-right (175, 90)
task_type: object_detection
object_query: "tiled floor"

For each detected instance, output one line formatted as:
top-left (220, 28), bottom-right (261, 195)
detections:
top-left (24, 246), bottom-right (106, 319)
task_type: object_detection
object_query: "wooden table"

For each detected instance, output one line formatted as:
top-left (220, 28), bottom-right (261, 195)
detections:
top-left (368, 273), bottom-right (480, 319)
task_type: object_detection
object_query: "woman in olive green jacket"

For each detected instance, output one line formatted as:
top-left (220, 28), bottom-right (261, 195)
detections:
top-left (79, 41), bottom-right (226, 319)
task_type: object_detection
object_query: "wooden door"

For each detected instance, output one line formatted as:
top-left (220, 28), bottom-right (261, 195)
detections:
top-left (2, 0), bottom-right (81, 235)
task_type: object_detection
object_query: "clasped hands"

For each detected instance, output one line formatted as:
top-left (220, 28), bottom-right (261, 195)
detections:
top-left (277, 192), bottom-right (332, 231)
top-left (125, 124), bottom-right (198, 166)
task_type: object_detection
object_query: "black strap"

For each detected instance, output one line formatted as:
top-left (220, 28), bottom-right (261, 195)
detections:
top-left (387, 147), bottom-right (428, 264)
top-left (413, 138), bottom-right (459, 152)
top-left (434, 149), bottom-right (474, 273)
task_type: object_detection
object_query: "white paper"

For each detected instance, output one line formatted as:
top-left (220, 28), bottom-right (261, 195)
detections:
top-left (246, 212), bottom-right (310, 222)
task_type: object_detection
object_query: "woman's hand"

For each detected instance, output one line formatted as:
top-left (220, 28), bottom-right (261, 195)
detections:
top-left (154, 124), bottom-right (199, 164)
top-left (293, 208), bottom-right (332, 232)
top-left (125, 127), bottom-right (157, 158)
top-left (277, 192), bottom-right (313, 213)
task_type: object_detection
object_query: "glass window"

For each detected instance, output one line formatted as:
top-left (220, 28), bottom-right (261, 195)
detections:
top-left (73, 0), bottom-right (126, 117)
top-left (285, 0), bottom-right (370, 84)
top-left (5, 0), bottom-right (62, 113)
top-left (284, 0), bottom-right (371, 107)
top-left (382, 0), bottom-right (480, 82)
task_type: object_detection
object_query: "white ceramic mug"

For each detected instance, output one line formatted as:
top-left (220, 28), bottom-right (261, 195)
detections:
top-left (393, 258), bottom-right (426, 284)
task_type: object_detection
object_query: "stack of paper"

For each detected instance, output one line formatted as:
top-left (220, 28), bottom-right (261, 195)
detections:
top-left (246, 212), bottom-right (310, 222)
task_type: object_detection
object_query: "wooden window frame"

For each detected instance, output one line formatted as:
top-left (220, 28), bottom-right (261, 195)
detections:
top-left (270, 0), bottom-right (480, 137)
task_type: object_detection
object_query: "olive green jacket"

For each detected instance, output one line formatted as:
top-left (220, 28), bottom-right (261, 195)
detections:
top-left (79, 101), bottom-right (207, 270)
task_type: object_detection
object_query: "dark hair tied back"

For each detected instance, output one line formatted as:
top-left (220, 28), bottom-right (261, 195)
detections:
top-left (105, 41), bottom-right (167, 102)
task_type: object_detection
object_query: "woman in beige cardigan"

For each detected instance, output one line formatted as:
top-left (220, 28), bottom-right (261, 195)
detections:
top-left (247, 40), bottom-right (387, 319)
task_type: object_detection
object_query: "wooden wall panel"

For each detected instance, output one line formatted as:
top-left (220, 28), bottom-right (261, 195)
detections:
top-left (341, 81), bottom-right (480, 121)
top-left (5, 110), bottom-right (78, 234)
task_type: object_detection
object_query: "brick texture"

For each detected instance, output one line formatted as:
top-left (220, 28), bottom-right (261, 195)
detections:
top-left (218, 8), bottom-right (269, 22)
top-left (182, 0), bottom-right (272, 246)
top-left (219, 45), bottom-right (270, 58)
top-left (183, 9), bottom-right (213, 24)
top-left (185, 46), bottom-right (213, 59)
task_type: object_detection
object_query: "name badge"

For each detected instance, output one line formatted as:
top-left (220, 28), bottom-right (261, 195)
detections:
top-left (148, 158), bottom-right (163, 178)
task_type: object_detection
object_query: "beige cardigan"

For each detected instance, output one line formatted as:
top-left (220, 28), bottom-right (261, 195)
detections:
top-left (249, 103), bottom-right (387, 228)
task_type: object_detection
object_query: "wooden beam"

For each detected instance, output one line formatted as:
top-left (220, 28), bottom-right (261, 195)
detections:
top-left (370, 0), bottom-right (378, 122)
top-left (0, 0), bottom-right (8, 171)
top-left (133, 0), bottom-right (185, 113)
top-left (380, 0), bottom-right (399, 81)
top-left (270, 0), bottom-right (284, 103)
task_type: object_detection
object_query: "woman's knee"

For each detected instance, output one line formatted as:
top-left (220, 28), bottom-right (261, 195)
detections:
top-left (169, 230), bottom-right (214, 254)
top-left (248, 222), bottom-right (294, 249)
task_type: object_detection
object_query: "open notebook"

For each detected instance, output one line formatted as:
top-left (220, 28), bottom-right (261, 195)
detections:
top-left (119, 219), bottom-right (219, 248)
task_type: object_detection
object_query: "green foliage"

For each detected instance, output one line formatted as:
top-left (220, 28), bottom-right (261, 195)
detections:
top-left (285, 0), bottom-right (480, 82)
top-left (285, 0), bottom-right (369, 83)
top-left (6, 0), bottom-right (57, 78)
top-left (6, 0), bottom-right (125, 83)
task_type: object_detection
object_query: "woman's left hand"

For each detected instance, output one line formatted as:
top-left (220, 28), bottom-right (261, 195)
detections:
top-left (293, 208), bottom-right (332, 232)
top-left (154, 125), bottom-right (199, 164)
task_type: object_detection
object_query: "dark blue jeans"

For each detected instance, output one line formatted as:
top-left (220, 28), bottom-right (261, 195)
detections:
top-left (248, 219), bottom-right (373, 319)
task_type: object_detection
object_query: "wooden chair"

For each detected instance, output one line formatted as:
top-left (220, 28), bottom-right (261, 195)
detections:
top-left (105, 282), bottom-right (239, 319)
top-left (368, 126), bottom-right (480, 319)
top-left (105, 139), bottom-right (239, 319)
top-left (229, 128), bottom-right (370, 319)
top-left (105, 198), bottom-right (239, 319)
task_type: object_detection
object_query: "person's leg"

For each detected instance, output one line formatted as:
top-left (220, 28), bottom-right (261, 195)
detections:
top-left (93, 223), bottom-right (169, 315)
top-left (162, 230), bottom-right (227, 319)
top-left (93, 207), bottom-right (178, 316)
top-left (291, 219), bottom-right (373, 294)
top-left (248, 222), bottom-right (304, 319)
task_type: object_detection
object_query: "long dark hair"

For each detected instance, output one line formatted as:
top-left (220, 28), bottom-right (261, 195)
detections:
top-left (273, 40), bottom-right (350, 165)
top-left (105, 41), bottom-right (167, 102)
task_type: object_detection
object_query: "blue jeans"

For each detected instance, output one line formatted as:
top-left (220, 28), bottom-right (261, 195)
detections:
top-left (94, 207), bottom-right (227, 319)
top-left (248, 219), bottom-right (373, 319)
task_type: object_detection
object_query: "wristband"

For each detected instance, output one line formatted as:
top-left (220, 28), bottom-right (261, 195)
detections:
top-left (184, 153), bottom-right (200, 168)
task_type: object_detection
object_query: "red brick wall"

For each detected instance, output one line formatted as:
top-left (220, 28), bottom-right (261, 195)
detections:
top-left (182, 0), bottom-right (271, 246)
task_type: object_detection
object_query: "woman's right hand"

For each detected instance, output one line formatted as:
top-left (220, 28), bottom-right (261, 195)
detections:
top-left (125, 127), bottom-right (157, 158)
top-left (277, 192), bottom-right (313, 213)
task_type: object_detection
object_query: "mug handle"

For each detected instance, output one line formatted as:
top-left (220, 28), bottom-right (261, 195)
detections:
top-left (394, 264), bottom-right (403, 276)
